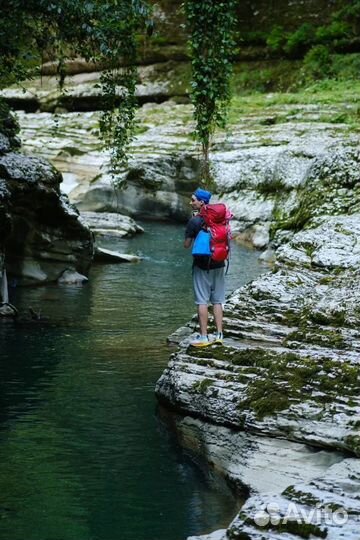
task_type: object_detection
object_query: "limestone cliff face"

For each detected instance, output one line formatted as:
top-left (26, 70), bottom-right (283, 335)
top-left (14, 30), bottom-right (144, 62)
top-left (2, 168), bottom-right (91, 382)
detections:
top-left (155, 129), bottom-right (360, 539)
top-left (0, 121), bottom-right (93, 287)
top-left (155, 126), bottom-right (360, 456)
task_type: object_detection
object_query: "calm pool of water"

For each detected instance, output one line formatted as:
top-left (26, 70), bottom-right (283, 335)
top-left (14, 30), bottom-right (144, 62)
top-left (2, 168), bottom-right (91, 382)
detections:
top-left (0, 222), bottom-right (265, 540)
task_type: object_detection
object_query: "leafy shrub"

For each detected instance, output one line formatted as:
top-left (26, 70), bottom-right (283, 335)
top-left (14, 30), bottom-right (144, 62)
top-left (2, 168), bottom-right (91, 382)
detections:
top-left (266, 26), bottom-right (287, 54)
top-left (315, 20), bottom-right (351, 43)
top-left (284, 23), bottom-right (315, 58)
top-left (302, 45), bottom-right (333, 80)
top-left (331, 52), bottom-right (360, 80)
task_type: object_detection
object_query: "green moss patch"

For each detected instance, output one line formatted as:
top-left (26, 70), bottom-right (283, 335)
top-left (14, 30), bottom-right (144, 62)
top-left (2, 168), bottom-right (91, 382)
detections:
top-left (190, 344), bottom-right (359, 420)
top-left (285, 327), bottom-right (346, 349)
top-left (345, 434), bottom-right (360, 456)
top-left (192, 378), bottom-right (214, 394)
top-left (283, 486), bottom-right (321, 506)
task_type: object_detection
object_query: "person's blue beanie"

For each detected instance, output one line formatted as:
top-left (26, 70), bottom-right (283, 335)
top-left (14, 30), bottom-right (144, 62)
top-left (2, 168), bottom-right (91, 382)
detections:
top-left (194, 188), bottom-right (212, 204)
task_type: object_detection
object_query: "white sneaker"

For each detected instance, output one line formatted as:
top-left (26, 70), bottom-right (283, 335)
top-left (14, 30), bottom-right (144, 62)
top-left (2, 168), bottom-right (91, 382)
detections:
top-left (190, 335), bottom-right (212, 348)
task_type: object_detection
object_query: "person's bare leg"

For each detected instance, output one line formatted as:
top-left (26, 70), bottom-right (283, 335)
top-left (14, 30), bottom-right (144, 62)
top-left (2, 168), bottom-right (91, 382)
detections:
top-left (213, 303), bottom-right (223, 334)
top-left (197, 304), bottom-right (208, 336)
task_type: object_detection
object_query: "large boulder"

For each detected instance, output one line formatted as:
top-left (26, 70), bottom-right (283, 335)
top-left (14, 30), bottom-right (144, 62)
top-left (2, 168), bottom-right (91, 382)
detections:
top-left (0, 149), bottom-right (94, 285)
top-left (80, 211), bottom-right (144, 238)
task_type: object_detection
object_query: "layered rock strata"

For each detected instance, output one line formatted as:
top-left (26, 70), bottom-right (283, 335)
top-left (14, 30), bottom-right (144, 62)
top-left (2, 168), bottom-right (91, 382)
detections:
top-left (156, 143), bottom-right (360, 538)
top-left (167, 416), bottom-right (358, 540)
top-left (4, 88), bottom-right (358, 239)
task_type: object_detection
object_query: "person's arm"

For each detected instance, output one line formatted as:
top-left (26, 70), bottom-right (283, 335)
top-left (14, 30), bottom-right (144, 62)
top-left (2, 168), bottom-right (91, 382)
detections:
top-left (184, 237), bottom-right (192, 249)
top-left (184, 216), bottom-right (199, 248)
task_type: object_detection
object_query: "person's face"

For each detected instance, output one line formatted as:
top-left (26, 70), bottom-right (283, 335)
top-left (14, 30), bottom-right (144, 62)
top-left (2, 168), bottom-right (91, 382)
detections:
top-left (190, 195), bottom-right (203, 212)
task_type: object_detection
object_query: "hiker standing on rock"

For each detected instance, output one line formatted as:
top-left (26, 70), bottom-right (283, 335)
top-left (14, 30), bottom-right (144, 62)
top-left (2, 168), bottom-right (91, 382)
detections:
top-left (184, 188), bottom-right (231, 347)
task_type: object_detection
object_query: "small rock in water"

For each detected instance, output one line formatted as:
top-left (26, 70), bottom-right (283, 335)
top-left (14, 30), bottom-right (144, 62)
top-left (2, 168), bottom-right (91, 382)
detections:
top-left (0, 302), bottom-right (18, 318)
top-left (259, 247), bottom-right (276, 264)
top-left (80, 211), bottom-right (144, 238)
top-left (57, 269), bottom-right (88, 284)
top-left (94, 247), bottom-right (142, 264)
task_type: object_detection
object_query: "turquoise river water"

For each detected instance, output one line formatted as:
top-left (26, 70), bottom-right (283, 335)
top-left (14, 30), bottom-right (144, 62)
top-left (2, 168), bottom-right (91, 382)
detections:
top-left (0, 222), bottom-right (265, 540)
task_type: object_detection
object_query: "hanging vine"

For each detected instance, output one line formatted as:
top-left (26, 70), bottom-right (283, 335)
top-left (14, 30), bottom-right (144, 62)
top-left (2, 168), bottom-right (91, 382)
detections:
top-left (91, 0), bottom-right (152, 177)
top-left (0, 0), bottom-right (152, 177)
top-left (184, 0), bottom-right (237, 186)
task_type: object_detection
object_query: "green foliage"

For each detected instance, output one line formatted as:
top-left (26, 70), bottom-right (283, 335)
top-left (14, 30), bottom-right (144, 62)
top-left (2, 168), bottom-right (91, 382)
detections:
top-left (264, 1), bottom-right (360, 64)
top-left (302, 45), bottom-right (333, 80)
top-left (0, 0), bottom-right (151, 175)
top-left (284, 23), bottom-right (315, 58)
top-left (192, 378), bottom-right (214, 394)
top-left (266, 26), bottom-right (288, 55)
top-left (231, 59), bottom-right (303, 95)
top-left (184, 0), bottom-right (237, 185)
top-left (266, 24), bottom-right (317, 58)
top-left (334, 0), bottom-right (360, 34)
top-left (315, 20), bottom-right (351, 44)
top-left (0, 100), bottom-right (20, 143)
top-left (331, 52), bottom-right (360, 80)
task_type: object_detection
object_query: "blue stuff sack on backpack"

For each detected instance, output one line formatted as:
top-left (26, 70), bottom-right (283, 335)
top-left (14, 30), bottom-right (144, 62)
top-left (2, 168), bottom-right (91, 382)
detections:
top-left (192, 230), bottom-right (212, 256)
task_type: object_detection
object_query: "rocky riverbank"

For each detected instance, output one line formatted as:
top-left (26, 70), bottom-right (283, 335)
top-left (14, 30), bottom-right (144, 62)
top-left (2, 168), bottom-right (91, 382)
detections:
top-left (155, 139), bottom-right (360, 537)
top-left (0, 110), bottom-right (95, 297)
top-left (163, 414), bottom-right (359, 540)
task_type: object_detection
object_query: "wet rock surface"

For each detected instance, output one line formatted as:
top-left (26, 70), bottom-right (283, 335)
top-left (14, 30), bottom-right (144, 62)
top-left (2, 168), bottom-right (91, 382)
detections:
top-left (8, 107), bottom-right (198, 221)
top-left (94, 247), bottom-right (142, 263)
top-left (172, 416), bottom-right (358, 540)
top-left (167, 415), bottom-right (344, 496)
top-left (0, 63), bottom-right (189, 112)
top-left (225, 458), bottom-right (360, 540)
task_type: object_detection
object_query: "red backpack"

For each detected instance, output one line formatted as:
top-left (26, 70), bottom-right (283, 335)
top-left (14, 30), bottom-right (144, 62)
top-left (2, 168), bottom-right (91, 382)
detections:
top-left (199, 203), bottom-right (232, 263)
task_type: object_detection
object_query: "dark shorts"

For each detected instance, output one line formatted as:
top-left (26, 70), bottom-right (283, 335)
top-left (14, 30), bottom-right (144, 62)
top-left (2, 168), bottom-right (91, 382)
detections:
top-left (193, 266), bottom-right (225, 305)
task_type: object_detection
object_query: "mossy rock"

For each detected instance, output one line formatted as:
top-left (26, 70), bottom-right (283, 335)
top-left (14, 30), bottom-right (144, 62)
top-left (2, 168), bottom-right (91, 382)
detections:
top-left (192, 378), bottom-right (214, 394)
top-left (285, 327), bottom-right (347, 349)
top-left (345, 434), bottom-right (360, 456)
top-left (191, 344), bottom-right (359, 419)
